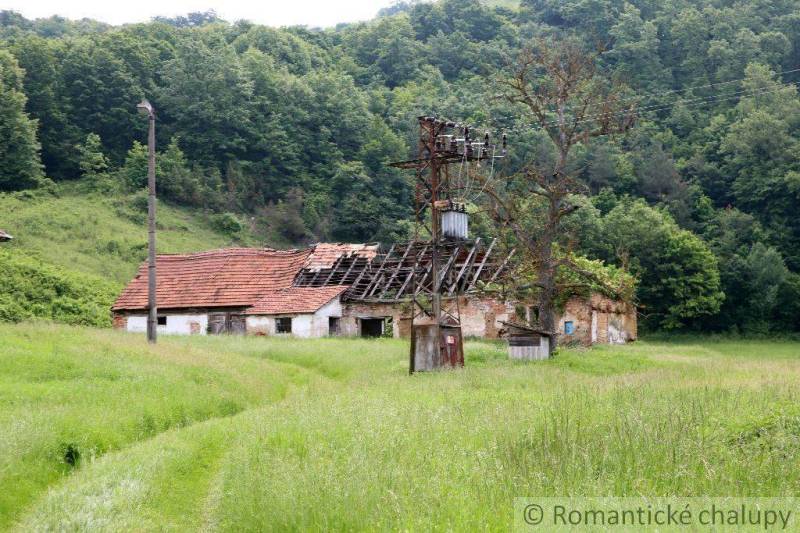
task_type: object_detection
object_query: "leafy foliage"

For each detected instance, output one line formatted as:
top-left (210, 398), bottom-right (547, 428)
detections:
top-left (1, 0), bottom-right (800, 330)
top-left (0, 49), bottom-right (42, 190)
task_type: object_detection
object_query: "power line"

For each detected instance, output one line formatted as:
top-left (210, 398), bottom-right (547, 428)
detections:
top-left (498, 66), bottom-right (800, 117)
top-left (489, 80), bottom-right (799, 137)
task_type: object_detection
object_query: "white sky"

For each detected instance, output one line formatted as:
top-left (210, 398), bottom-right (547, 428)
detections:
top-left (1, 0), bottom-right (399, 28)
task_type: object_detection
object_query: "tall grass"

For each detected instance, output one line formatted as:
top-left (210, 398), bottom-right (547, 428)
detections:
top-left (3, 324), bottom-right (800, 531)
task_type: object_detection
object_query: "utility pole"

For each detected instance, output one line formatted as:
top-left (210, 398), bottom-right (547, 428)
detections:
top-left (137, 99), bottom-right (157, 344)
top-left (392, 116), bottom-right (505, 373)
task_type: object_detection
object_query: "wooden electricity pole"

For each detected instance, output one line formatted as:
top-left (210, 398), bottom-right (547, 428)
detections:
top-left (137, 99), bottom-right (157, 344)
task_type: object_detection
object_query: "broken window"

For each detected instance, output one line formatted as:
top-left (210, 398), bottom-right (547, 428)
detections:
top-left (276, 317), bottom-right (292, 334)
top-left (157, 316), bottom-right (167, 326)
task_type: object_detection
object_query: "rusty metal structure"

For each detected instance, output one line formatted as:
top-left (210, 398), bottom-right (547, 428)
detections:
top-left (392, 116), bottom-right (506, 372)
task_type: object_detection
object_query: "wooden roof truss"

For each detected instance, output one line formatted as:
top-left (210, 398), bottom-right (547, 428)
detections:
top-left (293, 238), bottom-right (513, 303)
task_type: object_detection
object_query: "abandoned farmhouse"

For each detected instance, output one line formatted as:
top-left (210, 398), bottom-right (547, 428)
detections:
top-left (113, 241), bottom-right (636, 345)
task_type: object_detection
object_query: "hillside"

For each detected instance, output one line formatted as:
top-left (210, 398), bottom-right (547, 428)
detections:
top-left (0, 185), bottom-right (258, 324)
top-left (1, 0), bottom-right (800, 332)
top-left (2, 323), bottom-right (800, 530)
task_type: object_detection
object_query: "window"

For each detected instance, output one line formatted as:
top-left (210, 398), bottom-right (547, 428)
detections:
top-left (328, 317), bottom-right (340, 336)
top-left (276, 317), bottom-right (292, 334)
top-left (157, 316), bottom-right (167, 326)
top-left (564, 321), bottom-right (575, 335)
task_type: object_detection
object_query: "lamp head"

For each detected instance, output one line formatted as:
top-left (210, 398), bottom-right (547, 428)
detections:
top-left (137, 99), bottom-right (153, 116)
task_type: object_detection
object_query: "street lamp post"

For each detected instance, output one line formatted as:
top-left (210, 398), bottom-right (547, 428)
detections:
top-left (137, 99), bottom-right (157, 344)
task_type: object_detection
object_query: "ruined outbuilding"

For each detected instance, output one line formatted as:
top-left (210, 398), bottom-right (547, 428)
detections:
top-left (556, 293), bottom-right (637, 345)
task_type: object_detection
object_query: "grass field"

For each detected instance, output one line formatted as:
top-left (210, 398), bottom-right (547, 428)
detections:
top-left (2, 323), bottom-right (799, 531)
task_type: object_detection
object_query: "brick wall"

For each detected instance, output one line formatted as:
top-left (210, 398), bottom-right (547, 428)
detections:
top-left (112, 313), bottom-right (127, 330)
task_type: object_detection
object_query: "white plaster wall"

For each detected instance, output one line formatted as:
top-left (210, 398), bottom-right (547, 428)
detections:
top-left (311, 298), bottom-right (342, 337)
top-left (126, 315), bottom-right (147, 333)
top-left (292, 315), bottom-right (314, 337)
top-left (164, 314), bottom-right (208, 335)
top-left (246, 315), bottom-right (275, 335)
top-left (246, 299), bottom-right (342, 338)
top-left (125, 314), bottom-right (207, 335)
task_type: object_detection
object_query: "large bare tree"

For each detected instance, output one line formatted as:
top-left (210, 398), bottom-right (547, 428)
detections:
top-left (483, 39), bottom-right (637, 353)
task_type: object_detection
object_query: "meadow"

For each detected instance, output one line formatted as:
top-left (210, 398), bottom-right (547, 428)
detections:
top-left (1, 323), bottom-right (799, 531)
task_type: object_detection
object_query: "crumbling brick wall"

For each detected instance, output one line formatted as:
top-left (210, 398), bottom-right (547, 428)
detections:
top-left (341, 297), bottom-right (513, 339)
top-left (112, 313), bottom-right (127, 330)
top-left (557, 294), bottom-right (637, 345)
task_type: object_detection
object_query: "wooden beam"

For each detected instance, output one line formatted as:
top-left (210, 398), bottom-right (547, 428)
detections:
top-left (360, 244), bottom-right (395, 298)
top-left (376, 244), bottom-right (413, 299)
top-left (322, 255), bottom-right (345, 285)
top-left (395, 244), bottom-right (427, 299)
top-left (448, 238), bottom-right (480, 295)
top-left (489, 248), bottom-right (515, 283)
top-left (466, 238), bottom-right (496, 291)
top-left (339, 255), bottom-right (360, 285)
top-left (436, 243), bottom-right (461, 293)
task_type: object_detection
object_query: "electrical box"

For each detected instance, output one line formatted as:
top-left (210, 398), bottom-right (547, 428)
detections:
top-left (440, 201), bottom-right (468, 240)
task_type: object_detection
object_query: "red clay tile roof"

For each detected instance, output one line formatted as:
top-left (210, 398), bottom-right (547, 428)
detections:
top-left (246, 286), bottom-right (348, 315)
top-left (303, 243), bottom-right (378, 271)
top-left (0, 230), bottom-right (12, 241)
top-left (112, 248), bottom-right (311, 311)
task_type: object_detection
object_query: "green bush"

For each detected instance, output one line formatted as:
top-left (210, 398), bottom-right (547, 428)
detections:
top-left (209, 212), bottom-right (243, 236)
top-left (0, 250), bottom-right (117, 326)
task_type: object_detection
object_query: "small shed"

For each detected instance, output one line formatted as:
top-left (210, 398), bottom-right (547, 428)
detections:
top-left (0, 230), bottom-right (12, 242)
top-left (410, 323), bottom-right (464, 372)
top-left (501, 321), bottom-right (552, 361)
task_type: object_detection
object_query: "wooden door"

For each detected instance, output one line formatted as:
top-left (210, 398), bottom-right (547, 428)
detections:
top-left (439, 326), bottom-right (464, 367)
top-left (230, 314), bottom-right (246, 335)
top-left (207, 313), bottom-right (227, 335)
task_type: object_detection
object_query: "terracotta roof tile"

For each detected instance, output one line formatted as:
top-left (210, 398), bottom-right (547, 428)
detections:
top-left (246, 286), bottom-right (348, 315)
top-left (303, 243), bottom-right (378, 271)
top-left (112, 248), bottom-right (311, 311)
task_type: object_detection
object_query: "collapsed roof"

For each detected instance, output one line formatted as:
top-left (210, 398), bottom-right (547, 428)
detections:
top-left (294, 238), bottom-right (512, 303)
top-left (113, 240), bottom-right (513, 313)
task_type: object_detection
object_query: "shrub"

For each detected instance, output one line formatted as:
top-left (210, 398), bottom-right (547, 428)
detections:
top-left (210, 212), bottom-right (243, 236)
top-left (0, 249), bottom-right (117, 326)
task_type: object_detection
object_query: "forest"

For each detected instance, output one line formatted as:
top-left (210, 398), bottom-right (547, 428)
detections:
top-left (1, 0), bottom-right (799, 333)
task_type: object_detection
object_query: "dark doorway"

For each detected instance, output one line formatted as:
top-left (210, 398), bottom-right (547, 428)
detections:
top-left (360, 318), bottom-right (384, 338)
top-left (329, 317), bottom-right (340, 336)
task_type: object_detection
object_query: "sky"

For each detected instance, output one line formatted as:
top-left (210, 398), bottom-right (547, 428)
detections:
top-left (0, 0), bottom-right (399, 27)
